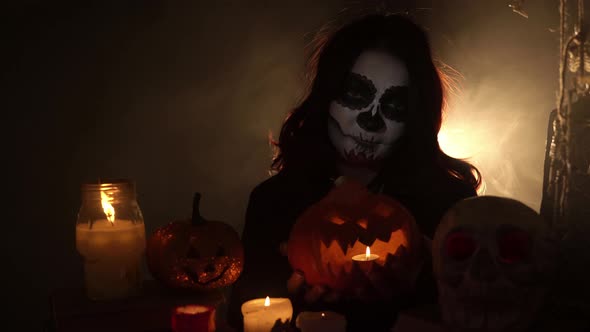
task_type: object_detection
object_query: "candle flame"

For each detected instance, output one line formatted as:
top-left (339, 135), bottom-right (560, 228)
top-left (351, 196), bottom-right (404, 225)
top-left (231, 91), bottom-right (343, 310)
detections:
top-left (264, 296), bottom-right (270, 306)
top-left (321, 312), bottom-right (326, 318)
top-left (365, 246), bottom-right (370, 259)
top-left (101, 190), bottom-right (116, 224)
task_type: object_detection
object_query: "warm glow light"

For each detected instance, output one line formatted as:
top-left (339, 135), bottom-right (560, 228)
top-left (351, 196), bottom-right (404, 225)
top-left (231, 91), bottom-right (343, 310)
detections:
top-left (321, 312), bottom-right (326, 318)
top-left (175, 305), bottom-right (210, 314)
top-left (264, 296), bottom-right (270, 307)
top-left (351, 243), bottom-right (381, 262)
top-left (435, 80), bottom-right (547, 206)
top-left (438, 126), bottom-right (487, 195)
top-left (101, 190), bottom-right (116, 224)
top-left (437, 129), bottom-right (476, 160)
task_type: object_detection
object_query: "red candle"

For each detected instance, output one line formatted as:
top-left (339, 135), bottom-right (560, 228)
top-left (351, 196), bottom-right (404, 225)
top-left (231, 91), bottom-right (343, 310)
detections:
top-left (171, 305), bottom-right (216, 332)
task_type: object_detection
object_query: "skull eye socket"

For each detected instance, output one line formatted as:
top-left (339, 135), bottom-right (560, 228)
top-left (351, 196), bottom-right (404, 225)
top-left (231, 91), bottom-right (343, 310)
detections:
top-left (445, 231), bottom-right (476, 261)
top-left (335, 73), bottom-right (377, 110)
top-left (497, 228), bottom-right (531, 264)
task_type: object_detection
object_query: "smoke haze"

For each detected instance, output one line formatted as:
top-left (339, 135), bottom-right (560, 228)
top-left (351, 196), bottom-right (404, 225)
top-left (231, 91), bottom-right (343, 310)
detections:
top-left (7, 1), bottom-right (564, 329)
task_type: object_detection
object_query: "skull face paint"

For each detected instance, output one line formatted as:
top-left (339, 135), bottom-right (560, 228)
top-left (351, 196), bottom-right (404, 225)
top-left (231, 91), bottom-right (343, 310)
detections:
top-left (328, 49), bottom-right (409, 166)
top-left (433, 196), bottom-right (556, 332)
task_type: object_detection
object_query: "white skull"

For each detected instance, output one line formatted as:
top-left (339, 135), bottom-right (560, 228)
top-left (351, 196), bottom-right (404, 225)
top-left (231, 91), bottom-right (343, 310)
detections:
top-left (432, 196), bottom-right (555, 332)
top-left (328, 49), bottom-right (408, 166)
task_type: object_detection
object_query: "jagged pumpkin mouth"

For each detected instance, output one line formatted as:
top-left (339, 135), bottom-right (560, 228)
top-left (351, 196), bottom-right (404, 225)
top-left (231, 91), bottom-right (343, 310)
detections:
top-left (318, 228), bottom-right (408, 276)
top-left (182, 259), bottom-right (231, 285)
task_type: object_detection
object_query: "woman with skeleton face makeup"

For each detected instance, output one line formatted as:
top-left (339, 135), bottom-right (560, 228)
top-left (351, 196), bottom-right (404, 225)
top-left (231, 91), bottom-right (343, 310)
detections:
top-left (228, 14), bottom-right (481, 331)
top-left (327, 49), bottom-right (409, 185)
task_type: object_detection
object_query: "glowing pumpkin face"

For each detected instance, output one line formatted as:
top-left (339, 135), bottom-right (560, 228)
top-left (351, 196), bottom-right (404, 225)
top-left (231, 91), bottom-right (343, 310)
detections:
top-left (146, 193), bottom-right (244, 291)
top-left (287, 178), bottom-right (422, 292)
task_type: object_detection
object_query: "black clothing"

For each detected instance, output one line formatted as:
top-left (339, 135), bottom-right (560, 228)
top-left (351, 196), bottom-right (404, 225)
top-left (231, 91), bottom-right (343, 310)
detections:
top-left (228, 169), bottom-right (476, 331)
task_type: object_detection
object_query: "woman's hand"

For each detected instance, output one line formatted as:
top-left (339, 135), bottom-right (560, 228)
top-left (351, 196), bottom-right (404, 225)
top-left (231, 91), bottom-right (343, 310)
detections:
top-left (286, 267), bottom-right (416, 304)
top-left (286, 270), bottom-right (342, 303)
top-left (286, 268), bottom-right (410, 304)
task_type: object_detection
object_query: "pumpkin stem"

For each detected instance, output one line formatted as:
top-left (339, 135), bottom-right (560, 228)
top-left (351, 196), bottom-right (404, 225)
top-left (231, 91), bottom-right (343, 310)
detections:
top-left (192, 192), bottom-right (206, 225)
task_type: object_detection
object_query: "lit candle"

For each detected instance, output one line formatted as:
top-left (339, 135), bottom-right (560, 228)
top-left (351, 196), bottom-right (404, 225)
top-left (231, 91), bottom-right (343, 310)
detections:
top-left (241, 296), bottom-right (293, 332)
top-left (76, 188), bottom-right (146, 300)
top-left (351, 246), bottom-right (379, 262)
top-left (296, 311), bottom-right (346, 332)
top-left (171, 305), bottom-right (215, 332)
top-left (351, 246), bottom-right (379, 274)
top-left (76, 219), bottom-right (145, 300)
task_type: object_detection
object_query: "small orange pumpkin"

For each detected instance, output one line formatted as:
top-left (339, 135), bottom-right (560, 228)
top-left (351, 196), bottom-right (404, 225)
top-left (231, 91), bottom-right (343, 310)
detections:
top-left (147, 193), bottom-right (243, 291)
top-left (287, 178), bottom-right (422, 292)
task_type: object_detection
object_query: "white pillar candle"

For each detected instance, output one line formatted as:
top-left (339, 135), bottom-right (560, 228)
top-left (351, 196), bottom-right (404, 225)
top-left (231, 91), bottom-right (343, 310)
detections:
top-left (76, 219), bottom-right (145, 300)
top-left (241, 297), bottom-right (293, 332)
top-left (296, 311), bottom-right (346, 332)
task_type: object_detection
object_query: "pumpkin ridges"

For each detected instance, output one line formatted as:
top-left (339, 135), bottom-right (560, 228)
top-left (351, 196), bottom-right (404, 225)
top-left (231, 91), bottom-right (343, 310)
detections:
top-left (287, 178), bottom-right (422, 294)
top-left (146, 194), bottom-right (244, 291)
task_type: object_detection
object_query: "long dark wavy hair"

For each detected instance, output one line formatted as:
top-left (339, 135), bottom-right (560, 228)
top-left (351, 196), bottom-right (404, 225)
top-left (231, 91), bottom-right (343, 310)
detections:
top-left (271, 14), bottom-right (481, 192)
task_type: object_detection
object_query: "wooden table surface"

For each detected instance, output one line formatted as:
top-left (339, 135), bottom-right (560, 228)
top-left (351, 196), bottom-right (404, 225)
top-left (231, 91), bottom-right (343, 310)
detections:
top-left (49, 280), bottom-right (235, 332)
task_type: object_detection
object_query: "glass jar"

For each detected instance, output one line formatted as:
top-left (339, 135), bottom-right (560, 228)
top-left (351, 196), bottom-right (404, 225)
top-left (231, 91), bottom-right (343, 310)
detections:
top-left (75, 179), bottom-right (146, 300)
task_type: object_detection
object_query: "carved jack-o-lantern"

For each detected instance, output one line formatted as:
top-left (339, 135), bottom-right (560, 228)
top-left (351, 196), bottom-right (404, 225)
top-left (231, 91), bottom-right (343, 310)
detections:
top-left (433, 196), bottom-right (556, 332)
top-left (287, 178), bottom-right (422, 292)
top-left (147, 193), bottom-right (244, 291)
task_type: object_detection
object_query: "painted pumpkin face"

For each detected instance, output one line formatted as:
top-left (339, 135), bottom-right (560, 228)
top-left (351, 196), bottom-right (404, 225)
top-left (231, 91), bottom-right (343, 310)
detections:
top-left (433, 196), bottom-right (556, 332)
top-left (287, 178), bottom-right (422, 292)
top-left (146, 194), bottom-right (244, 291)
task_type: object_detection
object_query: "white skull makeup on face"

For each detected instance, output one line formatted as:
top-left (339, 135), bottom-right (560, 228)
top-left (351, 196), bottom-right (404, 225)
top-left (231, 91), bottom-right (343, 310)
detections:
top-left (328, 49), bottom-right (409, 166)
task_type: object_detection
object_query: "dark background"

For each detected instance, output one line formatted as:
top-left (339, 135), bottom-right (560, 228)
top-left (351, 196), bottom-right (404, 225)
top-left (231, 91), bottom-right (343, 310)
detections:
top-left (7, 0), bottom-right (564, 330)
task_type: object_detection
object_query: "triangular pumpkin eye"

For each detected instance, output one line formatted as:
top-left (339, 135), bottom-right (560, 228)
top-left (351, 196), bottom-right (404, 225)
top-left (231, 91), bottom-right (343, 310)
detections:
top-left (329, 216), bottom-right (346, 225)
top-left (356, 218), bottom-right (368, 229)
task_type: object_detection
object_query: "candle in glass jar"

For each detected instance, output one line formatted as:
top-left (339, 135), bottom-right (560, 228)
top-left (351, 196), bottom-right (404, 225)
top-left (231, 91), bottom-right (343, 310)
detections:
top-left (296, 311), bottom-right (346, 332)
top-left (76, 219), bottom-right (145, 300)
top-left (241, 296), bottom-right (292, 332)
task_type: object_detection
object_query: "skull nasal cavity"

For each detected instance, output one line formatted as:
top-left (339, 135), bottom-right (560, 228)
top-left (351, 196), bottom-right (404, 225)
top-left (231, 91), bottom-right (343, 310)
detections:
top-left (357, 109), bottom-right (385, 132)
top-left (470, 249), bottom-right (499, 282)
